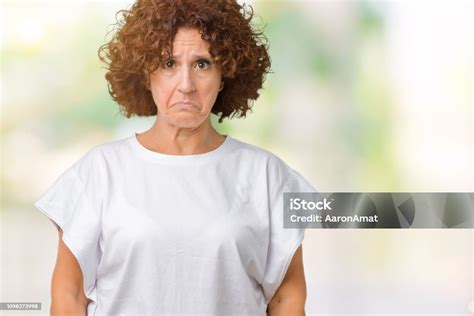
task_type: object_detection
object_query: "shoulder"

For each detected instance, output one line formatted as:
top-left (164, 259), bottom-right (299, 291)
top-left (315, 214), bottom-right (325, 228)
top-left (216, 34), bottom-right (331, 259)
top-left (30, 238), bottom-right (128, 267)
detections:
top-left (229, 136), bottom-right (286, 162)
top-left (70, 135), bottom-right (132, 177)
top-left (88, 135), bottom-right (132, 158)
top-left (228, 136), bottom-right (293, 178)
top-left (229, 136), bottom-right (317, 192)
top-left (81, 135), bottom-right (132, 162)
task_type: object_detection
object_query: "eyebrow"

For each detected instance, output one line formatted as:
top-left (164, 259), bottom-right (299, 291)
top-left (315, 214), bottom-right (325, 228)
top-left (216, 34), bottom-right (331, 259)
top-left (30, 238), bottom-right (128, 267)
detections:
top-left (169, 54), bottom-right (212, 60)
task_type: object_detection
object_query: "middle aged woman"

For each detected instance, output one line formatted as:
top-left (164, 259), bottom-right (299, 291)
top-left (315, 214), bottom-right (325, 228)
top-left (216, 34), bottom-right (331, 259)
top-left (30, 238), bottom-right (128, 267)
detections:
top-left (34, 0), bottom-right (316, 315)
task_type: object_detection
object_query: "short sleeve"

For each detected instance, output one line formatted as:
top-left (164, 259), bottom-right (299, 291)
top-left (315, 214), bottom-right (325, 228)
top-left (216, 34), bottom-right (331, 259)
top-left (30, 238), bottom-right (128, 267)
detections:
top-left (34, 149), bottom-right (103, 302)
top-left (261, 161), bottom-right (317, 304)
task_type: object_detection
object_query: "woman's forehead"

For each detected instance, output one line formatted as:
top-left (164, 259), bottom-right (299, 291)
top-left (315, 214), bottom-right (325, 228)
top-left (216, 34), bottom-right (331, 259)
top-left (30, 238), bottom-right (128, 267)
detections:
top-left (173, 28), bottom-right (209, 45)
top-left (168, 28), bottom-right (212, 57)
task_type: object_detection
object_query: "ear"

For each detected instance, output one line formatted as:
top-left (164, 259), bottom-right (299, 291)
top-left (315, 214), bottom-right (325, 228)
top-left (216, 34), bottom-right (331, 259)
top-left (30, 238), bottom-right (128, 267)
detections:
top-left (219, 81), bottom-right (224, 91)
top-left (145, 78), bottom-right (151, 91)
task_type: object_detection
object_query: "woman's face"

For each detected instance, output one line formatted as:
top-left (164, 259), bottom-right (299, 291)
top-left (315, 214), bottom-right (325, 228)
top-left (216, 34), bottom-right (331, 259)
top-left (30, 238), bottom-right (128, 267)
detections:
top-left (149, 27), bottom-right (223, 129)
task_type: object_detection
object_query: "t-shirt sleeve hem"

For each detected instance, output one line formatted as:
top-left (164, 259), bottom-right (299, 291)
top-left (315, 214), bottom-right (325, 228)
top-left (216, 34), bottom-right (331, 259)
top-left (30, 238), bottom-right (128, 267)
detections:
top-left (34, 200), bottom-right (97, 303)
top-left (264, 232), bottom-right (305, 305)
top-left (34, 200), bottom-right (63, 231)
top-left (60, 234), bottom-right (97, 302)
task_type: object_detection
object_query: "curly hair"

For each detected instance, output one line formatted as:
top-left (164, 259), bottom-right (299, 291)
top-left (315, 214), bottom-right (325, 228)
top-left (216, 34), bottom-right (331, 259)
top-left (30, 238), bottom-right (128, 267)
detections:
top-left (98, 0), bottom-right (271, 123)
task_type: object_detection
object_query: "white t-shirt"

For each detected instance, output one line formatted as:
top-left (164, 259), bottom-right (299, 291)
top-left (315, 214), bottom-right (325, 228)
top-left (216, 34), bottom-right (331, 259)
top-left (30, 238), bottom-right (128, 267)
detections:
top-left (35, 133), bottom-right (316, 315)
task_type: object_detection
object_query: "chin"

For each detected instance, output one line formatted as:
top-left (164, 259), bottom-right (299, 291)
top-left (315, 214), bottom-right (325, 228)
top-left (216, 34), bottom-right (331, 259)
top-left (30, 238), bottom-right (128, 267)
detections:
top-left (166, 114), bottom-right (207, 129)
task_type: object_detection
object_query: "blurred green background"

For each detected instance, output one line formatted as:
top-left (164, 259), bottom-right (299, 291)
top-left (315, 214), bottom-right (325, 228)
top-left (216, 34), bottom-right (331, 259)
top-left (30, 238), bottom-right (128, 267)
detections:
top-left (1, 0), bottom-right (472, 314)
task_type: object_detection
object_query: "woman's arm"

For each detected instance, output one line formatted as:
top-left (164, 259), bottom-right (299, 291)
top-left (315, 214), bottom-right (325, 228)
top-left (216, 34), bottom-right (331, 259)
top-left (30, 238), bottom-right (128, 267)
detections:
top-left (50, 228), bottom-right (89, 315)
top-left (266, 245), bottom-right (306, 316)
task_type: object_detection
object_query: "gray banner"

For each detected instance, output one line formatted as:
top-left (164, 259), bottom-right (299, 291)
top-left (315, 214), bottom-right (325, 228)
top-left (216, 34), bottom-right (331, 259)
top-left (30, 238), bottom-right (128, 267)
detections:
top-left (0, 302), bottom-right (42, 310)
top-left (283, 193), bottom-right (473, 228)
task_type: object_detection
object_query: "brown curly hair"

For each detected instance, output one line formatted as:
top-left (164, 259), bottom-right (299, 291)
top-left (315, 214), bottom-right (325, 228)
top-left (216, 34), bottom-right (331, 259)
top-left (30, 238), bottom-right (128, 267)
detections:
top-left (98, 0), bottom-right (271, 123)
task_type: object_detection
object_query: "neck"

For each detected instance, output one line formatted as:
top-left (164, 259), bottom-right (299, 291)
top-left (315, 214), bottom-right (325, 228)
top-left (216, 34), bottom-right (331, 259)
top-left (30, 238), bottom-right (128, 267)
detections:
top-left (138, 118), bottom-right (225, 155)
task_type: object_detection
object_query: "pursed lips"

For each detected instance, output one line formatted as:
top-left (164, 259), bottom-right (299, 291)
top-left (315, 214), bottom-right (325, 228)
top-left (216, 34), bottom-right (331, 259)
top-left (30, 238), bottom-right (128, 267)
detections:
top-left (171, 102), bottom-right (199, 110)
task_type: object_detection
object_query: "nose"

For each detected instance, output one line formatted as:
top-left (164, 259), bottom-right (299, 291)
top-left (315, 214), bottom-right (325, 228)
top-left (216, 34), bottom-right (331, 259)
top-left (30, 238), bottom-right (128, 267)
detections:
top-left (177, 66), bottom-right (196, 94)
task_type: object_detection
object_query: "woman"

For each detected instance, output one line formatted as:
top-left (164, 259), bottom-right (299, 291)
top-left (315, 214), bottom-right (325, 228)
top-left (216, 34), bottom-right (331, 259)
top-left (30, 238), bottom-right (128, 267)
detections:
top-left (35, 0), bottom-right (315, 315)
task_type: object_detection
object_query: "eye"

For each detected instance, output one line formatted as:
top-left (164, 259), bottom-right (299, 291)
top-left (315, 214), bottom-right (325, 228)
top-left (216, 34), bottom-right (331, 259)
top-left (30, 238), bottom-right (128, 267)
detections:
top-left (162, 60), bottom-right (175, 69)
top-left (196, 59), bottom-right (211, 70)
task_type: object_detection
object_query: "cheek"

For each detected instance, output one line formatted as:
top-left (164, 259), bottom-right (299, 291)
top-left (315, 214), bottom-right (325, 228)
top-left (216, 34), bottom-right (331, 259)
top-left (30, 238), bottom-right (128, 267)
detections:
top-left (150, 79), bottom-right (174, 107)
top-left (200, 78), bottom-right (221, 104)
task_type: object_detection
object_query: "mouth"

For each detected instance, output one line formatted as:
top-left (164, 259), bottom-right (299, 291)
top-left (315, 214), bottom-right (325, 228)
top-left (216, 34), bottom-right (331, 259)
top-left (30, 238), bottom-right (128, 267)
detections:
top-left (171, 102), bottom-right (200, 111)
